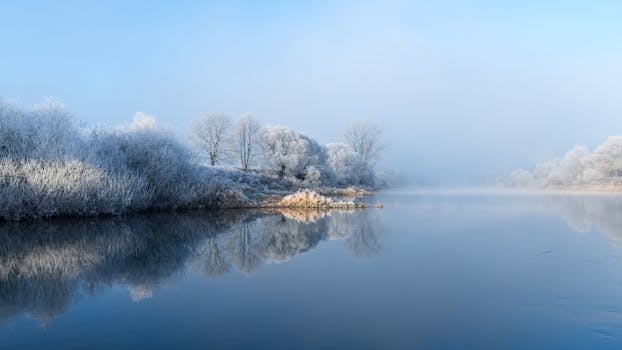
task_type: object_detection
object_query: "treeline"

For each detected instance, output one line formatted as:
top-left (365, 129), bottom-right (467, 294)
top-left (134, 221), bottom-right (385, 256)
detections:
top-left (0, 100), bottom-right (383, 220)
top-left (506, 136), bottom-right (622, 188)
top-left (190, 113), bottom-right (382, 187)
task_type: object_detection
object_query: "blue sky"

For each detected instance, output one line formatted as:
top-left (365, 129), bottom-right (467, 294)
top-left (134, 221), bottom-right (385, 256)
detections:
top-left (2, 1), bottom-right (622, 184)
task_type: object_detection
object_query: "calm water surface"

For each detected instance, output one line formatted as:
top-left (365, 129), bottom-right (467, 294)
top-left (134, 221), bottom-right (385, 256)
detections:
top-left (3, 189), bottom-right (622, 349)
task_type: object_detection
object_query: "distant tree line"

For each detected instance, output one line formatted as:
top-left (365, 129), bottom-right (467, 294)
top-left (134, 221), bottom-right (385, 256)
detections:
top-left (507, 136), bottom-right (622, 188)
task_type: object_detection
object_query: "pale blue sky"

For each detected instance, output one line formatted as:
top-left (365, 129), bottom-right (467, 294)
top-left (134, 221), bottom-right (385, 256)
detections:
top-left (2, 1), bottom-right (622, 184)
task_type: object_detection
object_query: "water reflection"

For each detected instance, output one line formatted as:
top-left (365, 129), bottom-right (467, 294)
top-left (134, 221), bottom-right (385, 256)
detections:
top-left (532, 195), bottom-right (622, 241)
top-left (0, 209), bottom-right (381, 326)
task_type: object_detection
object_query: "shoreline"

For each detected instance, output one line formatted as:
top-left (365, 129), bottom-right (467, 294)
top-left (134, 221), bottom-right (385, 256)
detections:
top-left (0, 185), bottom-right (381, 222)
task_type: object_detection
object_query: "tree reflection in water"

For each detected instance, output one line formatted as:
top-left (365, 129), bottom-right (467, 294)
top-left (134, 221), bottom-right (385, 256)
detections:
top-left (534, 194), bottom-right (622, 241)
top-left (0, 209), bottom-right (382, 326)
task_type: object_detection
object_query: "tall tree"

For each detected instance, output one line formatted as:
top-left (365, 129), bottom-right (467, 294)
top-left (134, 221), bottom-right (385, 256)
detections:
top-left (192, 114), bottom-right (231, 166)
top-left (344, 121), bottom-right (383, 165)
top-left (231, 114), bottom-right (260, 170)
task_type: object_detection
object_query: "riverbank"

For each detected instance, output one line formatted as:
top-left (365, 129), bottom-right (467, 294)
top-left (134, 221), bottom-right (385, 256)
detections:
top-left (0, 164), bottom-right (380, 221)
top-left (0, 101), bottom-right (385, 221)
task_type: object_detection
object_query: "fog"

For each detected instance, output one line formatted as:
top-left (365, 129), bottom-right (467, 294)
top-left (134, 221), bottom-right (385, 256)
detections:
top-left (2, 1), bottom-right (622, 185)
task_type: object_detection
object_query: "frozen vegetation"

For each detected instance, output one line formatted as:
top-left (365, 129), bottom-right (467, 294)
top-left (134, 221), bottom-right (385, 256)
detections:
top-left (0, 100), bottom-right (384, 220)
top-left (506, 136), bottom-right (622, 191)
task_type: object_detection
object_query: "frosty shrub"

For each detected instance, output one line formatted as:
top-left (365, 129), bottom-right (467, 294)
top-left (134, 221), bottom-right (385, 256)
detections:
top-left (0, 102), bottom-right (248, 220)
top-left (114, 113), bottom-right (204, 208)
top-left (258, 125), bottom-right (330, 183)
top-left (0, 159), bottom-right (150, 220)
top-left (325, 143), bottom-right (376, 186)
top-left (0, 99), bottom-right (79, 160)
top-left (0, 101), bottom-right (37, 159)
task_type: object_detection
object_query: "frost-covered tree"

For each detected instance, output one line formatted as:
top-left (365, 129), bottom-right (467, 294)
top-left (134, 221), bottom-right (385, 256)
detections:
top-left (506, 136), bottom-right (622, 188)
top-left (0, 99), bottom-right (36, 159)
top-left (192, 114), bottom-right (231, 166)
top-left (231, 114), bottom-right (261, 170)
top-left (344, 121), bottom-right (383, 165)
top-left (326, 143), bottom-right (375, 186)
top-left (258, 125), bottom-right (329, 182)
top-left (0, 98), bottom-right (78, 160)
top-left (259, 125), bottom-right (304, 177)
top-left (31, 99), bottom-right (81, 159)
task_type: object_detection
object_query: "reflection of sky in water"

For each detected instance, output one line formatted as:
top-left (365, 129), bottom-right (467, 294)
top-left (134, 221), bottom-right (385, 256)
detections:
top-left (4, 192), bottom-right (622, 349)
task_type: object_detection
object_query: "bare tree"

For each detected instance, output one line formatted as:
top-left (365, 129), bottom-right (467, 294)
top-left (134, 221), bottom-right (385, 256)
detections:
top-left (231, 114), bottom-right (260, 170)
top-left (344, 121), bottom-right (383, 165)
top-left (192, 114), bottom-right (231, 166)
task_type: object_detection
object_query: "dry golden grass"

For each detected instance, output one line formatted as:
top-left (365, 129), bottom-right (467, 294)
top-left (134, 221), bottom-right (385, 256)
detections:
top-left (264, 190), bottom-right (368, 209)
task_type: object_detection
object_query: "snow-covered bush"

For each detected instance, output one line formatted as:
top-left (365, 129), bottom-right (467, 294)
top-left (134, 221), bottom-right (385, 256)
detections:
top-left (0, 102), bottom-right (249, 220)
top-left (505, 169), bottom-right (534, 187)
top-left (0, 101), bottom-right (37, 159)
top-left (325, 143), bottom-right (375, 186)
top-left (114, 113), bottom-right (203, 208)
top-left (31, 99), bottom-right (82, 159)
top-left (304, 166), bottom-right (322, 187)
top-left (0, 99), bottom-right (79, 160)
top-left (0, 158), bottom-right (150, 220)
